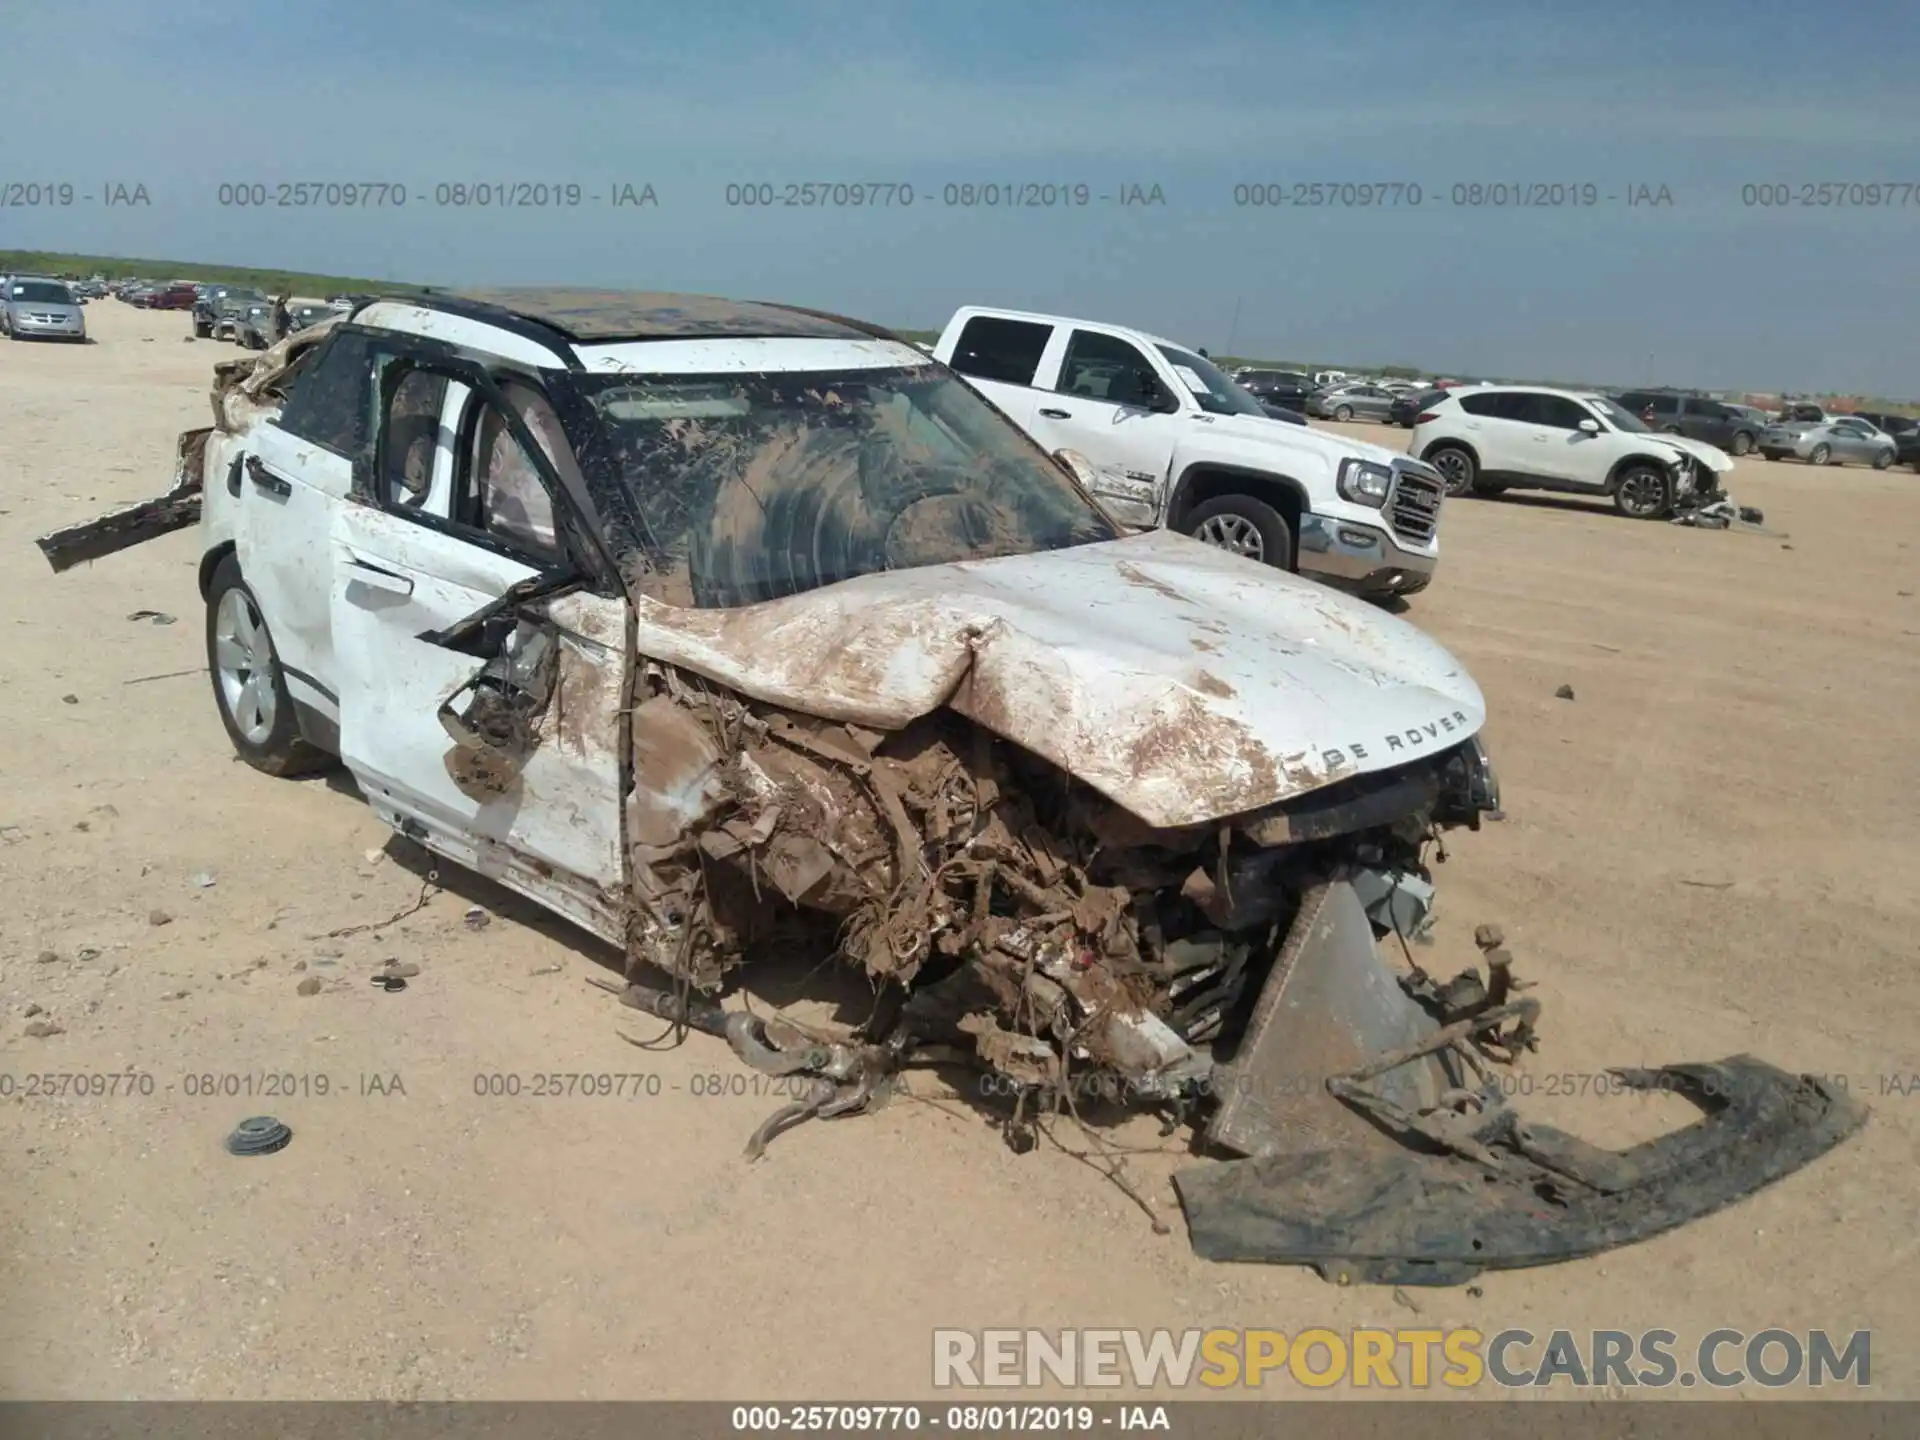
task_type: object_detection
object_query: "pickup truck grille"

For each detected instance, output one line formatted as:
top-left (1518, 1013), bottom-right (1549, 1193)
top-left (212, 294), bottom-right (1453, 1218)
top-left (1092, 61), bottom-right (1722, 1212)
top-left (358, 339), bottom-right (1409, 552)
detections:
top-left (1388, 466), bottom-right (1443, 543)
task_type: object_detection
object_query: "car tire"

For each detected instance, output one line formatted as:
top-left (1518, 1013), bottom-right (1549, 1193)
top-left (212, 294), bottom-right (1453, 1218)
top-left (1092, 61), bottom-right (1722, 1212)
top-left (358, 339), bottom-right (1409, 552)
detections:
top-left (1333, 405), bottom-right (1354, 422)
top-left (1808, 444), bottom-right (1831, 465)
top-left (1397, 574), bottom-right (1432, 596)
top-left (204, 555), bottom-right (332, 778)
top-left (1873, 449), bottom-right (1893, 470)
top-left (1613, 464), bottom-right (1672, 519)
top-left (1427, 444), bottom-right (1478, 498)
top-left (1185, 495), bottom-right (1296, 570)
top-left (1730, 432), bottom-right (1754, 456)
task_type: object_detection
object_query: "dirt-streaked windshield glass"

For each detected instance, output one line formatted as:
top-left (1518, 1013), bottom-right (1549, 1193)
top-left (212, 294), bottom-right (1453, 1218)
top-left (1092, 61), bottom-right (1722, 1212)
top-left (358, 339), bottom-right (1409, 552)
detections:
top-left (578, 365), bottom-right (1121, 608)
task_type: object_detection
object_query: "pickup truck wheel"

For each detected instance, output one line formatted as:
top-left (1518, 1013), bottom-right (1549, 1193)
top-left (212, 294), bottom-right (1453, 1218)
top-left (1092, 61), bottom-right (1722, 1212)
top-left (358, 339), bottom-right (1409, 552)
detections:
top-left (1730, 431), bottom-right (1754, 456)
top-left (1186, 496), bottom-right (1295, 569)
top-left (1807, 443), bottom-right (1831, 465)
top-left (1612, 464), bottom-right (1671, 519)
top-left (205, 556), bottom-right (331, 778)
top-left (1428, 445), bottom-right (1477, 497)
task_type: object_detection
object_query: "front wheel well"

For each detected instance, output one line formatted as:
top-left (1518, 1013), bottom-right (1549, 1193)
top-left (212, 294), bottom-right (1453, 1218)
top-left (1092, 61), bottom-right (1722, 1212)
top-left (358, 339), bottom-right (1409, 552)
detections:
top-left (198, 540), bottom-right (236, 601)
top-left (1167, 466), bottom-right (1309, 543)
top-left (1606, 453), bottom-right (1678, 490)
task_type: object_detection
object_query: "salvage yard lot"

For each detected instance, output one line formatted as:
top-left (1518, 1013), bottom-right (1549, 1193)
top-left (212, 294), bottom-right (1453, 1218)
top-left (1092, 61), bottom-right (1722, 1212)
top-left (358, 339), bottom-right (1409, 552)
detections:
top-left (2, 299), bottom-right (1916, 1399)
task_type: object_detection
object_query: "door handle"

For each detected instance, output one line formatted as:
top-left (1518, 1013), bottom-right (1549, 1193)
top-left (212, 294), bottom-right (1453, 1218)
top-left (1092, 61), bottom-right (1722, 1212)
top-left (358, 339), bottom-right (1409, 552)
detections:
top-left (244, 454), bottom-right (292, 497)
top-left (343, 554), bottom-right (414, 596)
top-left (1038, 407), bottom-right (1071, 419)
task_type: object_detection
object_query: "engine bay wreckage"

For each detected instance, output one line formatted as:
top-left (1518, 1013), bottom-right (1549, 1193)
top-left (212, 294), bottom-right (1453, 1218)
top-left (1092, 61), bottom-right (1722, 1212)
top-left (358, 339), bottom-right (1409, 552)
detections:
top-left (38, 316), bottom-right (1866, 1287)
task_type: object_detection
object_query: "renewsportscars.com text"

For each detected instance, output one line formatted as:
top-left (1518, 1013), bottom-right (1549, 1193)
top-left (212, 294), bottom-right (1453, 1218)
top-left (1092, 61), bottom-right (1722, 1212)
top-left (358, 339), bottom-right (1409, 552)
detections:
top-left (933, 1327), bottom-right (1871, 1390)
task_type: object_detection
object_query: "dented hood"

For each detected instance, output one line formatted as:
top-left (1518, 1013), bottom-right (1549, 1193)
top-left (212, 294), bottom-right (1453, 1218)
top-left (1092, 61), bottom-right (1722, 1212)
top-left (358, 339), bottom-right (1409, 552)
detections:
top-left (633, 528), bottom-right (1484, 829)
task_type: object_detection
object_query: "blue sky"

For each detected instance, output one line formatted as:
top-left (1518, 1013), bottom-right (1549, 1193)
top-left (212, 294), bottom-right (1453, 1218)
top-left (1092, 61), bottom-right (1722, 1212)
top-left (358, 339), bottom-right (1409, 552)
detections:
top-left (6, 0), bottom-right (1916, 392)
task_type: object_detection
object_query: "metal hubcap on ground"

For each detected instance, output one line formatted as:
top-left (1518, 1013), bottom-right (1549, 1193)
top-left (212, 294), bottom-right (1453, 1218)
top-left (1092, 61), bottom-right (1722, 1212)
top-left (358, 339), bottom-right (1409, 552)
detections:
top-left (1619, 471), bottom-right (1665, 516)
top-left (1194, 514), bottom-right (1265, 561)
top-left (214, 588), bottom-right (277, 745)
top-left (1433, 451), bottom-right (1472, 495)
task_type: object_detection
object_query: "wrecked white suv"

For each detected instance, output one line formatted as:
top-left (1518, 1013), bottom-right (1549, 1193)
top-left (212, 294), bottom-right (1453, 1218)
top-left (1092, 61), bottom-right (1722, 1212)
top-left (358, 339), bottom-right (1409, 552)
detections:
top-left (41, 289), bottom-right (1860, 1286)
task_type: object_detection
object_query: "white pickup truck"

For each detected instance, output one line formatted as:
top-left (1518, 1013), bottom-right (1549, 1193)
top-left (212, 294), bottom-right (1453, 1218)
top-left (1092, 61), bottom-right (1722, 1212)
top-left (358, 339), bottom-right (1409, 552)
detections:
top-left (932, 307), bottom-right (1444, 598)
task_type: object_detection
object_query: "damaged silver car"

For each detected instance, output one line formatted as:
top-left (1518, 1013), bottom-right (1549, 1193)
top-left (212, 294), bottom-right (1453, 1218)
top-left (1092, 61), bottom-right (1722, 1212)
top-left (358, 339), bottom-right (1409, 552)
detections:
top-left (38, 290), bottom-right (1863, 1286)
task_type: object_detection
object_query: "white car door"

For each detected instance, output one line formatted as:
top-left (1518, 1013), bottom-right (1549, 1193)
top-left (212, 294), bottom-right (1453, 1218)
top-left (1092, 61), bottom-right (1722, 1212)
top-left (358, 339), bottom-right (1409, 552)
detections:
top-left (233, 326), bottom-right (379, 726)
top-left (329, 362), bottom-right (626, 941)
top-left (940, 313), bottom-right (1054, 432)
top-left (1452, 392), bottom-right (1538, 476)
top-left (1522, 393), bottom-right (1616, 490)
top-left (1024, 328), bottom-right (1183, 527)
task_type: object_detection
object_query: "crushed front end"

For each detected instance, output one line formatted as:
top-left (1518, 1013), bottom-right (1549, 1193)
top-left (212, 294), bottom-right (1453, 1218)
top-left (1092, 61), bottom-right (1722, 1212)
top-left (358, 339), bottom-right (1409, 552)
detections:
top-left (604, 669), bottom-right (1864, 1284)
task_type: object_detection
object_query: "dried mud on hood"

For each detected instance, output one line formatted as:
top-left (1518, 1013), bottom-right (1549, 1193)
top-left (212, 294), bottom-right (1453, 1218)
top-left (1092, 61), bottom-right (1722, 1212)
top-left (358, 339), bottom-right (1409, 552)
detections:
top-left (627, 527), bottom-right (1484, 830)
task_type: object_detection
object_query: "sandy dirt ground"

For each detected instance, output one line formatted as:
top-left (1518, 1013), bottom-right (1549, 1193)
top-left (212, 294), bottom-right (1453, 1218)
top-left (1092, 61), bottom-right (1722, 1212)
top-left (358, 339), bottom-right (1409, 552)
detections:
top-left (2, 300), bottom-right (1916, 1401)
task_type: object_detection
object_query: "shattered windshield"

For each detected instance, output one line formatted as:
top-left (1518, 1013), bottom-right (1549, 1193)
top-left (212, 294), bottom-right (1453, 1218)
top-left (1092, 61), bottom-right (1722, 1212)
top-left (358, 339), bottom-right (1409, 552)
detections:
top-left (580, 365), bottom-right (1120, 608)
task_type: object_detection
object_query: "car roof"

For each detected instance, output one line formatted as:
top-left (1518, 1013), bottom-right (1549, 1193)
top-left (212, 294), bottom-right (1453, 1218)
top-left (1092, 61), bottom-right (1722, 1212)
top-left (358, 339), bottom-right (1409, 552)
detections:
top-left (423, 288), bottom-right (877, 343)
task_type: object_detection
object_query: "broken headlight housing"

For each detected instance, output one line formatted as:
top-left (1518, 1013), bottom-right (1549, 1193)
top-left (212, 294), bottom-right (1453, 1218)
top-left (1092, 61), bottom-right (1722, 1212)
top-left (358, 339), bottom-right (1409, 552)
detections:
top-left (1434, 735), bottom-right (1500, 828)
top-left (1336, 458), bottom-right (1393, 507)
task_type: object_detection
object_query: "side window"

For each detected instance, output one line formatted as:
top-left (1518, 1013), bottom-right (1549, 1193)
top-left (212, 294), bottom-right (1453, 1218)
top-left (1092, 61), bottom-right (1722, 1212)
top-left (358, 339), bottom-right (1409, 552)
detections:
top-left (1459, 391), bottom-right (1522, 419)
top-left (1055, 330), bottom-right (1164, 407)
top-left (1532, 395), bottom-right (1592, 430)
top-left (948, 316), bottom-right (1051, 386)
top-left (460, 382), bottom-right (564, 560)
top-left (277, 329), bottom-right (377, 456)
top-left (379, 369), bottom-right (449, 510)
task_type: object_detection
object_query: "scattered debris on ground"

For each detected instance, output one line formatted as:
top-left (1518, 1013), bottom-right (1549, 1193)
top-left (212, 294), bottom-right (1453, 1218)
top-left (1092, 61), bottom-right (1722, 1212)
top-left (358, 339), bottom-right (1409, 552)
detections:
top-left (224, 1117), bottom-right (292, 1156)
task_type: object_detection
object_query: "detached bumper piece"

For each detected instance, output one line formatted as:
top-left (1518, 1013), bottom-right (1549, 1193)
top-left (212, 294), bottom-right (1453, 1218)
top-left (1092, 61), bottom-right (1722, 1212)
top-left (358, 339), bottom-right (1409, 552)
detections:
top-left (36, 430), bottom-right (208, 573)
top-left (1172, 878), bottom-right (1868, 1286)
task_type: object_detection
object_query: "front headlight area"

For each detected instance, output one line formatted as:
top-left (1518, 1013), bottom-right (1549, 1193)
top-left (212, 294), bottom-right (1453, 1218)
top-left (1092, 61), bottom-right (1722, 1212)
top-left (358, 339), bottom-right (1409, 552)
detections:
top-left (1435, 735), bottom-right (1501, 828)
top-left (1336, 457), bottom-right (1393, 507)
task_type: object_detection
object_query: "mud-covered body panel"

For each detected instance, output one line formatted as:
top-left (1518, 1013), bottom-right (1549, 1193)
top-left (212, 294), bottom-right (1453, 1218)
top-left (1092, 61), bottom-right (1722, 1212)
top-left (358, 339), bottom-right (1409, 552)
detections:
top-left (631, 527), bottom-right (1482, 829)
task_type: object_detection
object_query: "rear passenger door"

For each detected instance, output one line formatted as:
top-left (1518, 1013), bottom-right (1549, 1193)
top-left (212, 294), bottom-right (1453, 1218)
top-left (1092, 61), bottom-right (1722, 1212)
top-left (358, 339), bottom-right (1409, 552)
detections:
top-left (328, 356), bottom-right (627, 942)
top-left (235, 325), bottom-right (377, 733)
top-left (941, 314), bottom-right (1053, 430)
top-left (1453, 391), bottom-right (1536, 476)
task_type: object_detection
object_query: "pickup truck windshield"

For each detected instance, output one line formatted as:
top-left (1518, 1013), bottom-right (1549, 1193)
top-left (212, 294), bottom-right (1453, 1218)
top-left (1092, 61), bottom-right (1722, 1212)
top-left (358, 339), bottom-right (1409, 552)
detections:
top-left (1154, 345), bottom-right (1268, 418)
top-left (580, 365), bottom-right (1121, 609)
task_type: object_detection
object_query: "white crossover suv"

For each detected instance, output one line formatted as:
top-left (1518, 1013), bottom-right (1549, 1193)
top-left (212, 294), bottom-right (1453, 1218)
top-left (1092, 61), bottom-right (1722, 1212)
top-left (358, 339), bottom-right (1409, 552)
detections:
top-left (1409, 385), bottom-right (1734, 519)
